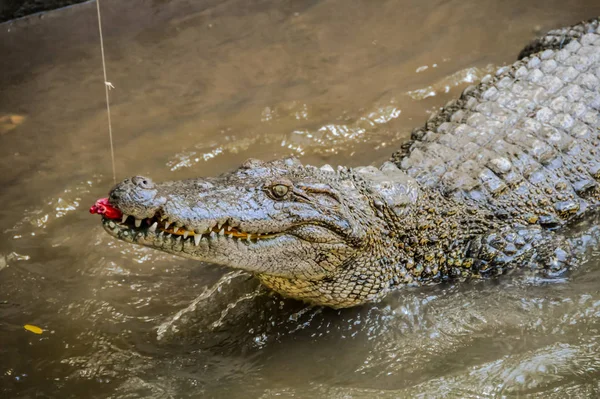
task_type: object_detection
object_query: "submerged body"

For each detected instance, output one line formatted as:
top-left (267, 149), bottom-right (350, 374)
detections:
top-left (95, 18), bottom-right (600, 308)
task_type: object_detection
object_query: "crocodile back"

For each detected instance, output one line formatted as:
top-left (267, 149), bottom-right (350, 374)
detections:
top-left (392, 18), bottom-right (600, 228)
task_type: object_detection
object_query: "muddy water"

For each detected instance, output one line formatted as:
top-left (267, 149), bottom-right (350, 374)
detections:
top-left (2, 0), bottom-right (600, 397)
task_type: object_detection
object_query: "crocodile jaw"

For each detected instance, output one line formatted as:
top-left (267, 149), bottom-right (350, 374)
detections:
top-left (101, 214), bottom-right (354, 280)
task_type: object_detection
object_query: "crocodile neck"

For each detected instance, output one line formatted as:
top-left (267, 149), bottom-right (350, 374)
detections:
top-left (258, 173), bottom-right (496, 308)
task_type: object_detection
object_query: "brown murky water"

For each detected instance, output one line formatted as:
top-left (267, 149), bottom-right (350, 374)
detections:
top-left (2, 0), bottom-right (600, 397)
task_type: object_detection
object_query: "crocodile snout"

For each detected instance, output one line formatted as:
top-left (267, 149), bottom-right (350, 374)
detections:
top-left (102, 176), bottom-right (165, 220)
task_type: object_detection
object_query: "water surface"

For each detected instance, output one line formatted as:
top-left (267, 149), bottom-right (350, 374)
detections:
top-left (1, 0), bottom-right (600, 397)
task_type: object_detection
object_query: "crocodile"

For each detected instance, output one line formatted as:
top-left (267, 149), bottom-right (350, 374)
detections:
top-left (92, 18), bottom-right (600, 308)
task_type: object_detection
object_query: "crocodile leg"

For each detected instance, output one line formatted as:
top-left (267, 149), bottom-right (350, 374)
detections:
top-left (465, 225), bottom-right (573, 278)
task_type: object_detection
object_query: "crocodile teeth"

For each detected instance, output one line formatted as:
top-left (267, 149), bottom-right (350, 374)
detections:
top-left (183, 231), bottom-right (189, 239)
top-left (217, 221), bottom-right (224, 229)
top-left (194, 234), bottom-right (202, 246)
top-left (210, 231), bottom-right (216, 239)
top-left (176, 236), bottom-right (181, 242)
top-left (219, 228), bottom-right (225, 236)
top-left (164, 221), bottom-right (171, 230)
top-left (246, 235), bottom-right (251, 242)
top-left (227, 225), bottom-right (232, 231)
top-left (134, 219), bottom-right (142, 228)
top-left (172, 227), bottom-right (180, 234)
top-left (121, 215), bottom-right (129, 224)
top-left (149, 222), bottom-right (158, 232)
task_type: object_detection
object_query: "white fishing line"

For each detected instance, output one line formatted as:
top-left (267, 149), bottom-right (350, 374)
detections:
top-left (95, 0), bottom-right (116, 184)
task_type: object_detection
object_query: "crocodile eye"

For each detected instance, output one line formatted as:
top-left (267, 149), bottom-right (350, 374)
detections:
top-left (270, 184), bottom-right (289, 199)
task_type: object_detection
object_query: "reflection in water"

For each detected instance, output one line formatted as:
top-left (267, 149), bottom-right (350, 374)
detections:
top-left (2, 0), bottom-right (600, 397)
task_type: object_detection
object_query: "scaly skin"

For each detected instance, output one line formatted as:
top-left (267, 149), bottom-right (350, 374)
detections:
top-left (98, 18), bottom-right (600, 308)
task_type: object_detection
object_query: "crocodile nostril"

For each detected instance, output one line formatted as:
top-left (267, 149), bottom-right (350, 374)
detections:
top-left (132, 176), bottom-right (155, 189)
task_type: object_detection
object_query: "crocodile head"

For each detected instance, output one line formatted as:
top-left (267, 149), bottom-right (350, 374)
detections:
top-left (95, 158), bottom-right (420, 307)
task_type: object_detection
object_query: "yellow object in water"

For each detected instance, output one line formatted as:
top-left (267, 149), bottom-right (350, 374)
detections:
top-left (24, 324), bottom-right (43, 334)
top-left (0, 114), bottom-right (26, 135)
